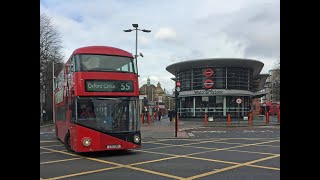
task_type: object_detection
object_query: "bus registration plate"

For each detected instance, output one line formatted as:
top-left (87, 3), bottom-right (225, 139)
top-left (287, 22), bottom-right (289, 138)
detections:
top-left (107, 144), bottom-right (121, 149)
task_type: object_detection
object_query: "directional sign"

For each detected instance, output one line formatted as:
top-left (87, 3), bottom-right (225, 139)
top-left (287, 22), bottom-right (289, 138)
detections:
top-left (203, 68), bottom-right (214, 77)
top-left (203, 79), bottom-right (214, 89)
top-left (236, 98), bottom-right (242, 104)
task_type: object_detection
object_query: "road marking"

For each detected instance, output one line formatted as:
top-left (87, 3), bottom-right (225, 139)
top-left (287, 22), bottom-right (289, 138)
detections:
top-left (185, 156), bottom-right (279, 171)
top-left (130, 156), bottom-right (180, 166)
top-left (213, 141), bottom-right (280, 148)
top-left (40, 132), bottom-right (55, 134)
top-left (40, 157), bottom-right (82, 165)
top-left (181, 145), bottom-right (278, 155)
top-left (128, 166), bottom-right (184, 180)
top-left (41, 147), bottom-right (185, 180)
top-left (191, 131), bottom-right (226, 133)
top-left (142, 139), bottom-right (178, 144)
top-left (44, 166), bottom-right (123, 180)
top-left (40, 144), bottom-right (64, 148)
top-left (41, 138), bottom-right (280, 179)
top-left (134, 139), bottom-right (280, 171)
top-left (133, 149), bottom-right (182, 157)
top-left (187, 132), bottom-right (195, 136)
top-left (243, 130), bottom-right (274, 133)
top-left (187, 139), bottom-right (280, 156)
top-left (222, 149), bottom-right (278, 156)
top-left (178, 143), bottom-right (278, 156)
top-left (40, 140), bottom-right (59, 143)
top-left (142, 138), bottom-right (279, 152)
top-left (246, 164), bottom-right (280, 171)
top-left (134, 148), bottom-right (279, 172)
top-left (40, 150), bottom-right (67, 154)
top-left (140, 139), bottom-right (226, 151)
top-left (184, 154), bottom-right (280, 180)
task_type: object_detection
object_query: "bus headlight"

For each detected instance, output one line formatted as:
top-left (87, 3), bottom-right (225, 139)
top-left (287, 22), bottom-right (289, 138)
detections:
top-left (82, 137), bottom-right (92, 147)
top-left (134, 135), bottom-right (140, 143)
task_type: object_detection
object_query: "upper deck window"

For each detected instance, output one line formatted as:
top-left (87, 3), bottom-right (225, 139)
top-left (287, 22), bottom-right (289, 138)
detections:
top-left (74, 54), bottom-right (136, 74)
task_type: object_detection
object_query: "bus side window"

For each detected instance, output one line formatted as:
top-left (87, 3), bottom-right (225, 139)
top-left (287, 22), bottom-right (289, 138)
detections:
top-left (70, 99), bottom-right (76, 123)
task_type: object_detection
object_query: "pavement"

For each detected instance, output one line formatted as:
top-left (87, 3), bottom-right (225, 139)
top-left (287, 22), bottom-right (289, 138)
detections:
top-left (41, 116), bottom-right (280, 139)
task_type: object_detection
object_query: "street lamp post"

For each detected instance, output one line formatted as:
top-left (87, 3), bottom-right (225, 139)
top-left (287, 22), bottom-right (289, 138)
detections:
top-left (52, 61), bottom-right (64, 124)
top-left (52, 61), bottom-right (55, 124)
top-left (171, 77), bottom-right (180, 137)
top-left (123, 24), bottom-right (151, 75)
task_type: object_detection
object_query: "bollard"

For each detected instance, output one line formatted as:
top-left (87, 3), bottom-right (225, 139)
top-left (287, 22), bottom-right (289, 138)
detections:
top-left (249, 112), bottom-right (252, 126)
top-left (278, 111), bottom-right (280, 124)
top-left (204, 113), bottom-right (207, 126)
top-left (141, 113), bottom-right (144, 124)
top-left (227, 114), bottom-right (231, 126)
top-left (147, 112), bottom-right (150, 125)
top-left (266, 112), bottom-right (269, 124)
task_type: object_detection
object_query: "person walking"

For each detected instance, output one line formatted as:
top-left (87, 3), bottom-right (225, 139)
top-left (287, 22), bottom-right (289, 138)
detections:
top-left (158, 110), bottom-right (162, 121)
top-left (168, 109), bottom-right (172, 122)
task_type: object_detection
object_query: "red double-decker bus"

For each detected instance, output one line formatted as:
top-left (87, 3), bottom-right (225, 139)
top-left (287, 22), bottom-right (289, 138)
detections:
top-left (54, 46), bottom-right (141, 152)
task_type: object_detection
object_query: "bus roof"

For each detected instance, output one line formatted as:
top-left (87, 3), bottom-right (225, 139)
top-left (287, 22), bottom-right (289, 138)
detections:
top-left (73, 46), bottom-right (133, 58)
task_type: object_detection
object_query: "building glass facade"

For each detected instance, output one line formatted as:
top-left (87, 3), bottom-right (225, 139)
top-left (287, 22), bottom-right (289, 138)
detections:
top-left (177, 67), bottom-right (254, 118)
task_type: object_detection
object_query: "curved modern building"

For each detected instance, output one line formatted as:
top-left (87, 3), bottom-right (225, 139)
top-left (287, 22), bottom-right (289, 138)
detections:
top-left (166, 58), bottom-right (269, 119)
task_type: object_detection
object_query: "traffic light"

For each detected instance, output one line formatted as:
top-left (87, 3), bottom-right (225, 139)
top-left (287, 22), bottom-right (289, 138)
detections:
top-left (176, 81), bottom-right (181, 92)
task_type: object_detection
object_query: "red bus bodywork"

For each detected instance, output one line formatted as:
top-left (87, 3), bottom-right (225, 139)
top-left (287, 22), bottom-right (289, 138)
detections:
top-left (54, 46), bottom-right (141, 152)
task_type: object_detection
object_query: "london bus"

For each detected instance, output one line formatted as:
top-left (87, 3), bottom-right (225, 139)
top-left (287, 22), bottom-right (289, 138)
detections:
top-left (54, 46), bottom-right (141, 152)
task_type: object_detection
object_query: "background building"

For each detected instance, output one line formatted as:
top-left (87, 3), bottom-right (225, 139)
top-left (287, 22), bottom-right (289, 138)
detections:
top-left (166, 58), bottom-right (269, 120)
top-left (139, 77), bottom-right (168, 115)
top-left (264, 69), bottom-right (280, 103)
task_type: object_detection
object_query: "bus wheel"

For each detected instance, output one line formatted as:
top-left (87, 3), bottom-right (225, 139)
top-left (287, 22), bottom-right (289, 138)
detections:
top-left (64, 132), bottom-right (74, 152)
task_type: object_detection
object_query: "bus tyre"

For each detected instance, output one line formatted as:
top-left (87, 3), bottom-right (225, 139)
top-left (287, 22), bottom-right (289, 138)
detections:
top-left (64, 132), bottom-right (73, 152)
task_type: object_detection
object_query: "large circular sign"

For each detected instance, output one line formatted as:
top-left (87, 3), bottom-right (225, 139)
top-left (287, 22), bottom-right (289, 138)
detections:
top-left (236, 98), bottom-right (242, 104)
top-left (203, 79), bottom-right (214, 89)
top-left (203, 68), bottom-right (214, 77)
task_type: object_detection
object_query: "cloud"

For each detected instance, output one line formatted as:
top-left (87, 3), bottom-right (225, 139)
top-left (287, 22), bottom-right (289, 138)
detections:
top-left (155, 27), bottom-right (177, 42)
top-left (40, 0), bottom-right (279, 92)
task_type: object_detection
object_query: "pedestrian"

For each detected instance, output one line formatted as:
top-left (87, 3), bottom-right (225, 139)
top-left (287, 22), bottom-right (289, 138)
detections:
top-left (158, 110), bottom-right (162, 121)
top-left (153, 111), bottom-right (157, 121)
top-left (168, 109), bottom-right (172, 121)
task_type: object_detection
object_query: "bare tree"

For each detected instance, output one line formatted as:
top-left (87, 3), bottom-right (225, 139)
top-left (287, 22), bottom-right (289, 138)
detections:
top-left (273, 57), bottom-right (280, 81)
top-left (40, 13), bottom-right (64, 124)
top-left (269, 57), bottom-right (280, 102)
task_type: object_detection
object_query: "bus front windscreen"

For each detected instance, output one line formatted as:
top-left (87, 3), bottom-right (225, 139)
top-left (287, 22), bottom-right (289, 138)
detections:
top-left (75, 54), bottom-right (137, 73)
top-left (75, 97), bottom-right (140, 133)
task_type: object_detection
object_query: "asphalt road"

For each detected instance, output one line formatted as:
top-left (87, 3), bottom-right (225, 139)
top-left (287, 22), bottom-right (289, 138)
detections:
top-left (40, 125), bottom-right (280, 180)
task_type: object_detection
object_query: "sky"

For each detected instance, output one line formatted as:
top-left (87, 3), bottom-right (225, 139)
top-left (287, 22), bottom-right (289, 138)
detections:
top-left (40, 0), bottom-right (280, 93)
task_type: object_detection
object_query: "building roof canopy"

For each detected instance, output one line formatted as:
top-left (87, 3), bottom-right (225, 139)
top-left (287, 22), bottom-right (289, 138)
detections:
top-left (166, 58), bottom-right (264, 77)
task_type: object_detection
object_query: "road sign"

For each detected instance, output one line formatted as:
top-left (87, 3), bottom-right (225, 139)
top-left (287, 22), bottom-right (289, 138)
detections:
top-left (203, 68), bottom-right (214, 77)
top-left (236, 98), bottom-right (242, 104)
top-left (203, 79), bottom-right (214, 89)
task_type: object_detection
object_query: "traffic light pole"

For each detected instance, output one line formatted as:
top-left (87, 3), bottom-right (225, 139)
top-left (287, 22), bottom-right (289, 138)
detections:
top-left (174, 79), bottom-right (180, 138)
top-left (175, 87), bottom-right (178, 137)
